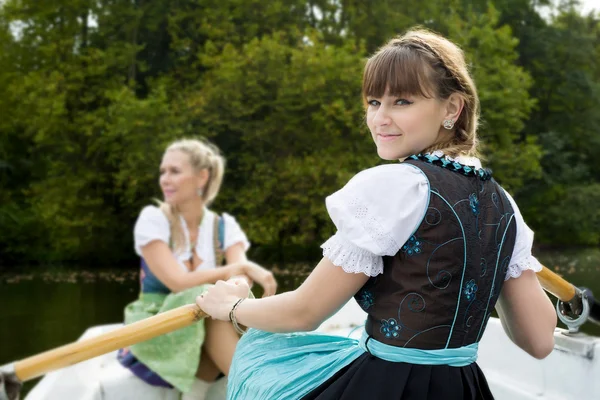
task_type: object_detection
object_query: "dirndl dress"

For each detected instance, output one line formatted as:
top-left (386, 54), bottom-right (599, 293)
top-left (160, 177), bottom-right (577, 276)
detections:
top-left (224, 154), bottom-right (537, 400)
top-left (118, 214), bottom-right (228, 392)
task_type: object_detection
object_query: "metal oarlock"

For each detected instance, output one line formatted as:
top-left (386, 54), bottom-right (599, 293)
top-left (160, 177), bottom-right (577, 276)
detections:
top-left (557, 288), bottom-right (590, 334)
top-left (0, 363), bottom-right (21, 400)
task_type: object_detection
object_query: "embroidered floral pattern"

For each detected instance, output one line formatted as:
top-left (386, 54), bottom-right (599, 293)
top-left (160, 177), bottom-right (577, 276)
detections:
top-left (380, 318), bottom-right (401, 339)
top-left (402, 235), bottom-right (422, 256)
top-left (469, 193), bottom-right (479, 216)
top-left (357, 290), bottom-right (374, 310)
top-left (464, 279), bottom-right (478, 301)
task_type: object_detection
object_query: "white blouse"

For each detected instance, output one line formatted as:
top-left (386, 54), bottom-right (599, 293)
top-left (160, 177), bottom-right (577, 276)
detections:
top-left (321, 156), bottom-right (542, 280)
top-left (134, 206), bottom-right (250, 271)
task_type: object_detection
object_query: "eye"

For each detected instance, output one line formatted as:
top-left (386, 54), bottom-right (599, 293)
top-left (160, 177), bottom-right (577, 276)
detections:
top-left (367, 99), bottom-right (380, 107)
top-left (395, 99), bottom-right (413, 106)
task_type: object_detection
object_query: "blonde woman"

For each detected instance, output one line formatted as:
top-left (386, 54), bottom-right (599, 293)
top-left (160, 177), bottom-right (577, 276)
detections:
top-left (118, 139), bottom-right (276, 400)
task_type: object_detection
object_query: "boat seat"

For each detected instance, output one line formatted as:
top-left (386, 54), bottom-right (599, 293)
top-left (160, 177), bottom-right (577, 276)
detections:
top-left (98, 353), bottom-right (227, 400)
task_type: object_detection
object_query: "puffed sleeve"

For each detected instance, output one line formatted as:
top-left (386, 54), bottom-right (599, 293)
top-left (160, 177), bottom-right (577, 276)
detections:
top-left (222, 213), bottom-right (251, 251)
top-left (503, 190), bottom-right (543, 280)
top-left (133, 206), bottom-right (171, 256)
top-left (321, 164), bottom-right (430, 277)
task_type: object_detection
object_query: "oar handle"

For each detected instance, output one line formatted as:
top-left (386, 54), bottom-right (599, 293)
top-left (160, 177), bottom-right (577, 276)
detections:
top-left (13, 304), bottom-right (206, 382)
top-left (536, 266), bottom-right (577, 302)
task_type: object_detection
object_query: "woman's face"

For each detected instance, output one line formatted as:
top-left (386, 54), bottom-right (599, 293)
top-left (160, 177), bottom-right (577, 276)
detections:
top-left (366, 91), bottom-right (449, 160)
top-left (159, 150), bottom-right (202, 206)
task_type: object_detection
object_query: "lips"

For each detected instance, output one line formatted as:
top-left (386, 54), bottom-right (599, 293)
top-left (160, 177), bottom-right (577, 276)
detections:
top-left (377, 133), bottom-right (402, 142)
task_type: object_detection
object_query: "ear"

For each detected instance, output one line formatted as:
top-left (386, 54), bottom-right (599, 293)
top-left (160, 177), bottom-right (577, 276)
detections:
top-left (196, 168), bottom-right (210, 190)
top-left (443, 93), bottom-right (464, 123)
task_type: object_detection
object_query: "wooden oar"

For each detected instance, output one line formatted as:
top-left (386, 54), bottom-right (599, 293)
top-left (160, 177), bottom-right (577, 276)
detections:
top-left (0, 304), bottom-right (206, 387)
top-left (537, 266), bottom-right (578, 302)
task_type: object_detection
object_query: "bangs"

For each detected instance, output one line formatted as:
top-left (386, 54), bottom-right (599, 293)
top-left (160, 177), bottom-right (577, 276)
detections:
top-left (362, 46), bottom-right (435, 100)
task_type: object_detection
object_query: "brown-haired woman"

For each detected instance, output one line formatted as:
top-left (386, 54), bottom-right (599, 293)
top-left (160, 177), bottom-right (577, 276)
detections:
top-left (197, 29), bottom-right (557, 400)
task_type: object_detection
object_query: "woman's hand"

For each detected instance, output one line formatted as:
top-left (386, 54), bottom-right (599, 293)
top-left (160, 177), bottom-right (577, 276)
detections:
top-left (227, 274), bottom-right (254, 288)
top-left (196, 279), bottom-right (250, 321)
top-left (240, 261), bottom-right (277, 297)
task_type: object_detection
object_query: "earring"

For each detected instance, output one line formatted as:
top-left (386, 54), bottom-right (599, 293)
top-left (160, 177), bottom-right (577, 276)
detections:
top-left (443, 119), bottom-right (455, 130)
top-left (197, 188), bottom-right (204, 197)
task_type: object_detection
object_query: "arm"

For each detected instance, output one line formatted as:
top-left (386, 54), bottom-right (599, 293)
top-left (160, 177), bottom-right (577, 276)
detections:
top-left (495, 269), bottom-right (557, 359)
top-left (197, 166), bottom-right (428, 330)
top-left (141, 240), bottom-right (243, 293)
top-left (496, 189), bottom-right (557, 359)
top-left (199, 257), bottom-right (369, 332)
top-left (225, 242), bottom-right (247, 264)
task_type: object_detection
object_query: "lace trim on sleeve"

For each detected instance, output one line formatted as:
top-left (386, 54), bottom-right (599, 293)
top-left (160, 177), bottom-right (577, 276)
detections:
top-left (321, 232), bottom-right (384, 277)
top-left (504, 255), bottom-right (543, 280)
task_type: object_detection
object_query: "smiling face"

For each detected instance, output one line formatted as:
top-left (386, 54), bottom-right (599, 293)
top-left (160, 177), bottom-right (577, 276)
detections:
top-left (159, 150), bottom-right (206, 207)
top-left (361, 37), bottom-right (467, 160)
top-left (366, 92), bottom-right (449, 160)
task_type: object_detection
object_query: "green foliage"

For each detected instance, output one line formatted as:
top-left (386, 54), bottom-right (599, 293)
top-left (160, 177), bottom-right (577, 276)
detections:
top-left (443, 6), bottom-right (541, 190)
top-left (0, 0), bottom-right (599, 266)
top-left (524, 184), bottom-right (600, 246)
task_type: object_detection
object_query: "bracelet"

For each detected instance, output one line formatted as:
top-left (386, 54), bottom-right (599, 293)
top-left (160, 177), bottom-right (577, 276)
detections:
top-left (229, 298), bottom-right (248, 335)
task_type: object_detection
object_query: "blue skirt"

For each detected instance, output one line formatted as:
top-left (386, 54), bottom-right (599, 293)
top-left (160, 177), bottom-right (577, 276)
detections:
top-left (227, 329), bottom-right (494, 400)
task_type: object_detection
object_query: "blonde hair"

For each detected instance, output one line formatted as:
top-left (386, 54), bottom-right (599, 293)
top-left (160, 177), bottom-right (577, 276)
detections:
top-left (158, 138), bottom-right (225, 253)
top-left (362, 28), bottom-right (480, 158)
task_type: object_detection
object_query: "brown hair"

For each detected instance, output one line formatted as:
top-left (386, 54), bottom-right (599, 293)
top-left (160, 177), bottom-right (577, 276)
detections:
top-left (362, 28), bottom-right (480, 157)
top-left (158, 138), bottom-right (225, 253)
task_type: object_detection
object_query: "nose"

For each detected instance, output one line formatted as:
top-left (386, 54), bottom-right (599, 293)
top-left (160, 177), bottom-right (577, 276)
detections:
top-left (372, 104), bottom-right (391, 127)
top-left (159, 173), bottom-right (169, 187)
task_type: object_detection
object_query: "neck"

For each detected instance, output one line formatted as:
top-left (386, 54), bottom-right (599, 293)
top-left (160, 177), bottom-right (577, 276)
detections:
top-left (177, 198), bottom-right (205, 229)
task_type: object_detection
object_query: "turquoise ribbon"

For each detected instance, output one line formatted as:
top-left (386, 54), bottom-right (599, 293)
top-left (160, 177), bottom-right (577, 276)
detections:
top-left (359, 331), bottom-right (478, 367)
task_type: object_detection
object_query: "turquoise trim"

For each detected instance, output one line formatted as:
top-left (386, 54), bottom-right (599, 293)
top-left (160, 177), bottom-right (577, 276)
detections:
top-left (430, 190), bottom-right (467, 348)
top-left (359, 331), bottom-right (478, 367)
top-left (218, 216), bottom-right (225, 250)
top-left (476, 213), bottom-right (515, 342)
top-left (409, 153), bottom-right (492, 180)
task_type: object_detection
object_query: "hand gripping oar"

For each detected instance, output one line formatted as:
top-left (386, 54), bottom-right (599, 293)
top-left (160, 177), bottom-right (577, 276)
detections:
top-left (537, 266), bottom-right (600, 333)
top-left (0, 304), bottom-right (206, 400)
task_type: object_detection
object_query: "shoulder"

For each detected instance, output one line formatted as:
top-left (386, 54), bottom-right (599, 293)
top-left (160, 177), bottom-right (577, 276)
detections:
top-left (133, 205), bottom-right (171, 255)
top-left (139, 205), bottom-right (166, 219)
top-left (135, 205), bottom-right (169, 230)
top-left (208, 210), bottom-right (241, 227)
top-left (345, 163), bottom-right (428, 187)
top-left (324, 163), bottom-right (430, 255)
top-left (327, 163), bottom-right (429, 211)
top-left (217, 212), bottom-right (250, 250)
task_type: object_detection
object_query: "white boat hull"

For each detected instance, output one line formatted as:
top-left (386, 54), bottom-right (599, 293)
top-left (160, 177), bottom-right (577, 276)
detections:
top-left (26, 300), bottom-right (600, 400)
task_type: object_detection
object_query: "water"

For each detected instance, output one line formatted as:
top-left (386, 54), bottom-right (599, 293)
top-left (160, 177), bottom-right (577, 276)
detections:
top-left (0, 250), bottom-right (599, 395)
